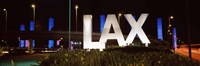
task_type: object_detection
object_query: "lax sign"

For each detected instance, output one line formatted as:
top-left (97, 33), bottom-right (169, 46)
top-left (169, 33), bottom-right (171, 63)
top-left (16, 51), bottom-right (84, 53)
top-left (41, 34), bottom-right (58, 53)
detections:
top-left (83, 13), bottom-right (150, 51)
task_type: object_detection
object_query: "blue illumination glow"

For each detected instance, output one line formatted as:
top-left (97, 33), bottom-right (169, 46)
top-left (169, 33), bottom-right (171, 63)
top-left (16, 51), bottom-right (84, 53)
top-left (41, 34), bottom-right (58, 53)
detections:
top-left (30, 21), bottom-right (34, 31)
top-left (20, 24), bottom-right (25, 31)
top-left (173, 28), bottom-right (177, 49)
top-left (100, 15), bottom-right (105, 33)
top-left (133, 16), bottom-right (136, 20)
top-left (48, 18), bottom-right (54, 31)
top-left (32, 40), bottom-right (35, 48)
top-left (20, 40), bottom-right (25, 48)
top-left (48, 40), bottom-right (54, 48)
top-left (157, 18), bottom-right (163, 41)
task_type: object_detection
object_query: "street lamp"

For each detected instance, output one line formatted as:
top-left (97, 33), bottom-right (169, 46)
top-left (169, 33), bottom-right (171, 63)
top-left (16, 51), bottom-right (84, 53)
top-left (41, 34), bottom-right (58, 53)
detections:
top-left (75, 5), bottom-right (78, 32)
top-left (69, 0), bottom-right (72, 50)
top-left (31, 4), bottom-right (35, 26)
top-left (167, 16), bottom-right (174, 49)
top-left (118, 13), bottom-right (122, 25)
top-left (168, 16), bottom-right (174, 34)
top-left (3, 9), bottom-right (7, 32)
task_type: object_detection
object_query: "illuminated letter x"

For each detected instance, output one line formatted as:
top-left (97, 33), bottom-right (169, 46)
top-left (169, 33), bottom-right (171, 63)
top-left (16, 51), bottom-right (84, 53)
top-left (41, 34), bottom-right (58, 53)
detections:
top-left (125, 14), bottom-right (150, 47)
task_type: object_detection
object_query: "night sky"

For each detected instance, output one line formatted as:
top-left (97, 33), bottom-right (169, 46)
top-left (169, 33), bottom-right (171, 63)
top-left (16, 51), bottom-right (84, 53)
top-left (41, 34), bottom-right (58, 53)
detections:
top-left (0, 0), bottom-right (200, 44)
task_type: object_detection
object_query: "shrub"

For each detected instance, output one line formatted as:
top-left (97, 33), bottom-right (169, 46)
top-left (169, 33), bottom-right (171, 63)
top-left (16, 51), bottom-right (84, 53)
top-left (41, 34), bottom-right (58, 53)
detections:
top-left (39, 47), bottom-right (200, 66)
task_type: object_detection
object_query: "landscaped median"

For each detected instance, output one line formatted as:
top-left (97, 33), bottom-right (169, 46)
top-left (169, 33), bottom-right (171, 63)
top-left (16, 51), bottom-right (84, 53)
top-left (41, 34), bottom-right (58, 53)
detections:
top-left (38, 46), bottom-right (200, 66)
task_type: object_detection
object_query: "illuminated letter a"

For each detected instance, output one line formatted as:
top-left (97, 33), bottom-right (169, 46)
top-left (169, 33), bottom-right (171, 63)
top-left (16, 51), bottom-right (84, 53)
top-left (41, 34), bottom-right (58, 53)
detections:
top-left (99, 14), bottom-right (126, 46)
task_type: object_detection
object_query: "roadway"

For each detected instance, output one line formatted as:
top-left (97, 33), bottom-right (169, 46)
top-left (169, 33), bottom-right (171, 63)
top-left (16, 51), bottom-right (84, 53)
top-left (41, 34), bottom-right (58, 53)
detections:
top-left (175, 44), bottom-right (200, 61)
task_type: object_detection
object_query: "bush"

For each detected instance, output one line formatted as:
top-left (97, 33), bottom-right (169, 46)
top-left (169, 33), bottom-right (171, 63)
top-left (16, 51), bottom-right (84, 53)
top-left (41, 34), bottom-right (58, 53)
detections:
top-left (38, 47), bottom-right (200, 66)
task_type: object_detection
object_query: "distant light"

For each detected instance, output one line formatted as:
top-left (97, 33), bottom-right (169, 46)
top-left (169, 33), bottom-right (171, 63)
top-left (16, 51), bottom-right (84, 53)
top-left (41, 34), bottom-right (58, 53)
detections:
top-left (118, 13), bottom-right (122, 17)
top-left (32, 40), bottom-right (35, 48)
top-left (18, 37), bottom-right (21, 41)
top-left (48, 40), bottom-right (54, 48)
top-left (75, 5), bottom-right (78, 9)
top-left (169, 24), bottom-right (172, 27)
top-left (170, 16), bottom-right (174, 19)
top-left (3, 9), bottom-right (6, 11)
top-left (71, 41), bottom-right (73, 44)
top-left (48, 18), bottom-right (54, 31)
top-left (2, 51), bottom-right (9, 54)
top-left (25, 40), bottom-right (29, 47)
top-left (20, 24), bottom-right (25, 31)
top-left (57, 40), bottom-right (60, 46)
top-left (168, 30), bottom-right (170, 32)
top-left (60, 38), bottom-right (63, 40)
top-left (31, 4), bottom-right (35, 8)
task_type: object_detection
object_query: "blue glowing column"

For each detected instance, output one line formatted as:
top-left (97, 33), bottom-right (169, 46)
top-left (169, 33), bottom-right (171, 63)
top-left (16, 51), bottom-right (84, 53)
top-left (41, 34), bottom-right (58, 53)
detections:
top-left (157, 18), bottom-right (163, 41)
top-left (20, 40), bottom-right (25, 48)
top-left (48, 40), bottom-right (54, 48)
top-left (32, 40), bottom-right (35, 48)
top-left (48, 18), bottom-right (54, 48)
top-left (30, 20), bottom-right (34, 31)
top-left (172, 28), bottom-right (177, 49)
top-left (100, 15), bottom-right (105, 33)
top-left (30, 20), bottom-right (35, 48)
top-left (19, 24), bottom-right (25, 48)
top-left (20, 24), bottom-right (25, 31)
top-left (48, 18), bottom-right (54, 31)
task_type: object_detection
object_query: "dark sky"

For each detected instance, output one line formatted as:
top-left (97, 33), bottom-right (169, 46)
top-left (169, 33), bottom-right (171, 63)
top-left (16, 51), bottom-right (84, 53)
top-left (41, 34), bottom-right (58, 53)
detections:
top-left (0, 0), bottom-right (200, 44)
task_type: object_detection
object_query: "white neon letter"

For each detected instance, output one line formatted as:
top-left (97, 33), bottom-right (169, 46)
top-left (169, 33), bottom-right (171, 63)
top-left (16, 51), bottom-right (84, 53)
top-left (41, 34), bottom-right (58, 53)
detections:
top-left (99, 14), bottom-right (126, 46)
top-left (83, 15), bottom-right (105, 51)
top-left (124, 14), bottom-right (150, 47)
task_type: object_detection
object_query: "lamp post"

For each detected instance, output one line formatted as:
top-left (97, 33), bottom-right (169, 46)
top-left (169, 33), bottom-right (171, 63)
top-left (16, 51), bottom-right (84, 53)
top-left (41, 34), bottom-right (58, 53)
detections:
top-left (167, 16), bottom-right (174, 49)
top-left (75, 5), bottom-right (78, 32)
top-left (167, 16), bottom-right (173, 35)
top-left (31, 4), bottom-right (35, 27)
top-left (69, 0), bottom-right (72, 50)
top-left (3, 9), bottom-right (7, 32)
top-left (118, 13), bottom-right (122, 25)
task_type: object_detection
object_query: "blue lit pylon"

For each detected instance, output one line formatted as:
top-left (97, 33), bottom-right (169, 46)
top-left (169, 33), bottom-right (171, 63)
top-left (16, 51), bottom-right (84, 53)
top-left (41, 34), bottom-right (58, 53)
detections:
top-left (100, 15), bottom-right (105, 33)
top-left (172, 28), bottom-right (177, 49)
top-left (157, 18), bottom-right (163, 41)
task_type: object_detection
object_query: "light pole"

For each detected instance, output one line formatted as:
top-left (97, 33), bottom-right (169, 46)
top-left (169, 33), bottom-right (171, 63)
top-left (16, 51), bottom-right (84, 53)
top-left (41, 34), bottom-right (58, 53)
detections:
top-left (31, 4), bottom-right (35, 24)
top-left (168, 16), bottom-right (174, 48)
top-left (118, 13), bottom-right (122, 25)
top-left (69, 0), bottom-right (72, 50)
top-left (3, 9), bottom-right (7, 32)
top-left (168, 16), bottom-right (173, 35)
top-left (75, 5), bottom-right (78, 32)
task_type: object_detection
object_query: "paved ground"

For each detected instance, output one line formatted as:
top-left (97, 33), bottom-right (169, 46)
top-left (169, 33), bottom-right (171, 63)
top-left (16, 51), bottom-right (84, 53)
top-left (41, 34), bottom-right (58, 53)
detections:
top-left (0, 54), bottom-right (47, 66)
top-left (176, 44), bottom-right (200, 61)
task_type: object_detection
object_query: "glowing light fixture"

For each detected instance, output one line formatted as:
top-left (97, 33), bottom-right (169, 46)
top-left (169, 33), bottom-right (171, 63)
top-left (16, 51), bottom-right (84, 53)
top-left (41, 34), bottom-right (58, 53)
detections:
top-left (20, 24), bottom-right (25, 31)
top-left (30, 20), bottom-right (34, 31)
top-left (172, 28), bottom-right (177, 49)
top-left (157, 18), bottom-right (163, 41)
top-left (48, 18), bottom-right (54, 31)
top-left (48, 40), bottom-right (54, 48)
top-left (100, 15), bottom-right (105, 32)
